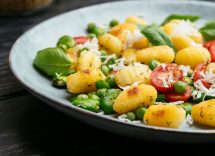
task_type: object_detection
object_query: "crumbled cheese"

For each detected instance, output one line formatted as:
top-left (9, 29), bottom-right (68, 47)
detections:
top-left (157, 76), bottom-right (169, 88)
top-left (179, 65), bottom-right (190, 76)
top-left (191, 42), bottom-right (203, 47)
top-left (102, 54), bottom-right (116, 64)
top-left (160, 63), bottom-right (166, 70)
top-left (118, 81), bottom-right (142, 90)
top-left (199, 69), bottom-right (215, 84)
top-left (172, 20), bottom-right (199, 37)
top-left (154, 101), bottom-right (184, 105)
top-left (121, 30), bottom-right (144, 49)
top-left (194, 79), bottom-right (208, 93)
top-left (167, 72), bottom-right (174, 84)
top-left (118, 114), bottom-right (142, 124)
top-left (186, 114), bottom-right (194, 126)
top-left (77, 37), bottom-right (101, 55)
top-left (109, 58), bottom-right (125, 71)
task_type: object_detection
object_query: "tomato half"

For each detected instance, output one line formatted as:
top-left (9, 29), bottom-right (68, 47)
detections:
top-left (166, 87), bottom-right (192, 102)
top-left (74, 36), bottom-right (90, 44)
top-left (193, 63), bottom-right (211, 88)
top-left (150, 64), bottom-right (183, 93)
top-left (204, 40), bottom-right (215, 62)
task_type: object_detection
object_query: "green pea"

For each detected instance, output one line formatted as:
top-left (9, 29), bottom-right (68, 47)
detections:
top-left (57, 35), bottom-right (76, 51)
top-left (96, 80), bottom-right (110, 89)
top-left (96, 88), bottom-right (107, 97)
top-left (87, 23), bottom-right (96, 33)
top-left (92, 27), bottom-right (104, 37)
top-left (106, 89), bottom-right (121, 99)
top-left (174, 81), bottom-right (187, 94)
top-left (187, 69), bottom-right (193, 77)
top-left (181, 103), bottom-right (192, 115)
top-left (101, 65), bottom-right (111, 76)
top-left (156, 93), bottom-right (166, 102)
top-left (105, 75), bottom-right (116, 88)
top-left (135, 107), bottom-right (147, 120)
top-left (109, 19), bottom-right (119, 27)
top-left (126, 112), bottom-right (136, 121)
top-left (100, 97), bottom-right (114, 114)
top-left (183, 76), bottom-right (194, 86)
top-left (100, 50), bottom-right (107, 62)
top-left (148, 60), bottom-right (161, 70)
top-left (77, 94), bottom-right (88, 100)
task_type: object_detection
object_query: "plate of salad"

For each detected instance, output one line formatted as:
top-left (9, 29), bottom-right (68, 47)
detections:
top-left (10, 0), bottom-right (215, 142)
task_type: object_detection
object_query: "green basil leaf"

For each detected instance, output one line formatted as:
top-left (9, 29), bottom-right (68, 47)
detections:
top-left (141, 24), bottom-right (175, 50)
top-left (161, 14), bottom-right (200, 26)
top-left (33, 47), bottom-right (72, 76)
top-left (200, 20), bottom-right (215, 41)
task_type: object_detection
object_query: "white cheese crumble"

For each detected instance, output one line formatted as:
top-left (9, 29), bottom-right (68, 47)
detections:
top-left (121, 30), bottom-right (145, 49)
top-left (118, 81), bottom-right (142, 90)
top-left (186, 114), bottom-right (194, 126)
top-left (102, 54), bottom-right (116, 64)
top-left (77, 37), bottom-right (101, 55)
top-left (179, 65), bottom-right (190, 76)
top-left (154, 101), bottom-right (184, 105)
top-left (118, 114), bottom-right (141, 124)
top-left (157, 76), bottom-right (169, 88)
top-left (172, 20), bottom-right (199, 37)
top-left (109, 58), bottom-right (126, 71)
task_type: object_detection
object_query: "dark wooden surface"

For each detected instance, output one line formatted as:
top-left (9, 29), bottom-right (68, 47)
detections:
top-left (0, 0), bottom-right (214, 155)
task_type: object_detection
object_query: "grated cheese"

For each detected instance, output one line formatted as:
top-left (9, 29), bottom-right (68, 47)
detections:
top-left (154, 101), bottom-right (184, 105)
top-left (109, 58), bottom-right (126, 71)
top-left (157, 76), bottom-right (169, 88)
top-left (77, 37), bottom-right (101, 55)
top-left (186, 114), bottom-right (194, 126)
top-left (179, 65), bottom-right (190, 76)
top-left (118, 114), bottom-right (142, 124)
top-left (118, 81), bottom-right (142, 90)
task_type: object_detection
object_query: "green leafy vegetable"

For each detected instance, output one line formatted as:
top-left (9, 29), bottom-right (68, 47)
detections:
top-left (33, 47), bottom-right (72, 76)
top-left (200, 20), bottom-right (215, 41)
top-left (161, 14), bottom-right (200, 26)
top-left (141, 24), bottom-right (175, 49)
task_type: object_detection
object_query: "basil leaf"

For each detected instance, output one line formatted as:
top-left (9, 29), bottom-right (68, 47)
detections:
top-left (141, 24), bottom-right (175, 49)
top-left (33, 47), bottom-right (72, 76)
top-left (161, 14), bottom-right (200, 26)
top-left (200, 20), bottom-right (215, 41)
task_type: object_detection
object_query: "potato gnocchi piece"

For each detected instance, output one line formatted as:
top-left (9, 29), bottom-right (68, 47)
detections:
top-left (162, 20), bottom-right (203, 44)
top-left (132, 37), bottom-right (149, 49)
top-left (136, 45), bottom-right (175, 64)
top-left (113, 84), bottom-right (157, 114)
top-left (171, 35), bottom-right (194, 51)
top-left (110, 23), bottom-right (137, 36)
top-left (144, 105), bottom-right (185, 128)
top-left (67, 69), bottom-right (106, 93)
top-left (115, 64), bottom-right (151, 87)
top-left (121, 48), bottom-right (137, 65)
top-left (192, 100), bottom-right (215, 127)
top-left (125, 16), bottom-right (146, 25)
top-left (98, 33), bottom-right (122, 56)
top-left (66, 48), bottom-right (78, 70)
top-left (76, 51), bottom-right (102, 71)
top-left (175, 46), bottom-right (211, 69)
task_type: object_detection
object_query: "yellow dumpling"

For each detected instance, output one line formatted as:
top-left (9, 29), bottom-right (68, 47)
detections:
top-left (125, 16), bottom-right (146, 25)
top-left (175, 46), bottom-right (211, 69)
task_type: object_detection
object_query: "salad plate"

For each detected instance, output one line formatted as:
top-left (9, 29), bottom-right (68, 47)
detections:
top-left (9, 0), bottom-right (215, 142)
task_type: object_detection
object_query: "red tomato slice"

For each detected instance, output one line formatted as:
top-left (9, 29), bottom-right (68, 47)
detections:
top-left (193, 63), bottom-right (211, 88)
top-left (193, 63), bottom-right (207, 82)
top-left (74, 36), bottom-right (90, 44)
top-left (150, 64), bottom-right (183, 93)
top-left (166, 87), bottom-right (192, 102)
top-left (204, 40), bottom-right (215, 62)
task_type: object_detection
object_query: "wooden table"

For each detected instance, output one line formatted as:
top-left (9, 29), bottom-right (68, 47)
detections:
top-left (0, 0), bottom-right (214, 155)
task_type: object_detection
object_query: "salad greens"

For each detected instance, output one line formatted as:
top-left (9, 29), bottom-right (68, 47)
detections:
top-left (200, 20), bottom-right (215, 41)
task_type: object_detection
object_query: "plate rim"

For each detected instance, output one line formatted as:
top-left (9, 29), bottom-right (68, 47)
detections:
top-left (9, 0), bottom-right (215, 135)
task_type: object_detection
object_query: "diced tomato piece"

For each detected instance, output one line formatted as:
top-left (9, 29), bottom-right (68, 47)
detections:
top-left (74, 36), bottom-right (90, 44)
top-left (166, 87), bottom-right (192, 102)
top-left (204, 40), bottom-right (215, 62)
top-left (150, 64), bottom-right (183, 93)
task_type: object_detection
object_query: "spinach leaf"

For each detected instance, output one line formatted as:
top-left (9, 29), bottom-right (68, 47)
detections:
top-left (141, 24), bottom-right (175, 50)
top-left (200, 20), bottom-right (215, 41)
top-left (161, 14), bottom-right (200, 26)
top-left (33, 47), bottom-right (72, 76)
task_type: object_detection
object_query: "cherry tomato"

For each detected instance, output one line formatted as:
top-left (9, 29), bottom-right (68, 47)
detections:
top-left (193, 63), bottom-right (211, 88)
top-left (150, 64), bottom-right (183, 93)
top-left (166, 87), bottom-right (192, 102)
top-left (203, 40), bottom-right (215, 62)
top-left (74, 36), bottom-right (90, 44)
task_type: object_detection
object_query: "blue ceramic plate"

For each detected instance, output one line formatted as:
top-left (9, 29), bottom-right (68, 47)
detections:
top-left (9, 0), bottom-right (215, 142)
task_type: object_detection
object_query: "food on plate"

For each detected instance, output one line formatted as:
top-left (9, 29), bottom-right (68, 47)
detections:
top-left (33, 14), bottom-right (215, 129)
